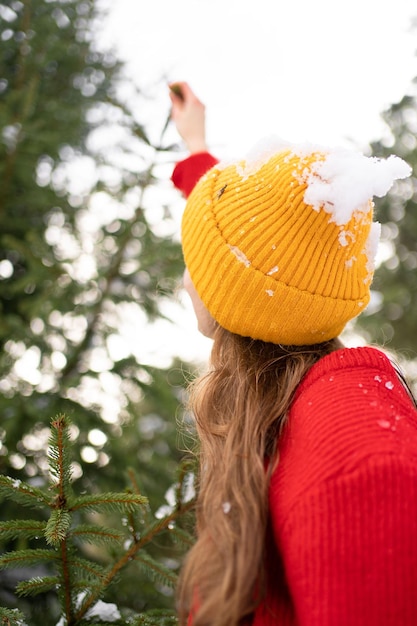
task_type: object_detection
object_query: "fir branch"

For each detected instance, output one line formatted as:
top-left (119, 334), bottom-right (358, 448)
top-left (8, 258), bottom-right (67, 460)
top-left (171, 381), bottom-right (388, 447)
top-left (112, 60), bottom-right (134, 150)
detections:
top-left (45, 509), bottom-right (72, 547)
top-left (131, 506), bottom-right (189, 556)
top-left (140, 515), bottom-right (179, 545)
top-left (125, 468), bottom-right (150, 540)
top-left (0, 549), bottom-right (59, 569)
top-left (70, 492), bottom-right (147, 514)
top-left (59, 537), bottom-right (72, 623)
top-left (74, 499), bottom-right (195, 622)
top-left (71, 524), bottom-right (124, 545)
top-left (0, 607), bottom-right (26, 626)
top-left (169, 526), bottom-right (195, 549)
top-left (0, 475), bottom-right (50, 508)
top-left (126, 468), bottom-right (142, 496)
top-left (67, 557), bottom-right (108, 581)
top-left (64, 579), bottom-right (103, 594)
top-left (47, 417), bottom-right (74, 619)
top-left (135, 551), bottom-right (178, 588)
top-left (130, 610), bottom-right (177, 626)
top-left (0, 519), bottom-right (46, 542)
top-left (16, 575), bottom-right (59, 597)
top-left (48, 415), bottom-right (73, 501)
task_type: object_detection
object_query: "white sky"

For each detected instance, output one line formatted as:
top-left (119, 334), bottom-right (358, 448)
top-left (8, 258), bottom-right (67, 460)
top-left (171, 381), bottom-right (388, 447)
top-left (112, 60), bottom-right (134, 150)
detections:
top-left (103, 0), bottom-right (417, 155)
top-left (98, 0), bottom-right (417, 365)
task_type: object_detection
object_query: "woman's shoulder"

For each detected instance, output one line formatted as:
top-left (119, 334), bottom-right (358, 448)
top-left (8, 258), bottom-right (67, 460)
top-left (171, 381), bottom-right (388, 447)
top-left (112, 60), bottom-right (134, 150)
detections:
top-left (271, 346), bottom-right (417, 505)
top-left (289, 345), bottom-right (417, 453)
top-left (296, 345), bottom-right (401, 391)
top-left (294, 345), bottom-right (415, 416)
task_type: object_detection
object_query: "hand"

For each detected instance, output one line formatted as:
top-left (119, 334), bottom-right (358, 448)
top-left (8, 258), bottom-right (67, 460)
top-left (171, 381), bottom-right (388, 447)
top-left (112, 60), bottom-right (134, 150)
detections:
top-left (169, 82), bottom-right (208, 154)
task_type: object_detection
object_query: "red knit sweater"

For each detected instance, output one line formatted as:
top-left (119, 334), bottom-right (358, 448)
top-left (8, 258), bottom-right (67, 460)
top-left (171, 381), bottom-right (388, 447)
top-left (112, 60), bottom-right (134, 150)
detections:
top-left (172, 153), bottom-right (417, 625)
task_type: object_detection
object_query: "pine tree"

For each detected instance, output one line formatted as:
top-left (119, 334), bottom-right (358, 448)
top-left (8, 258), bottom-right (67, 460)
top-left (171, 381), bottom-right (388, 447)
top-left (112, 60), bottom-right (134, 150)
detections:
top-left (0, 416), bottom-right (195, 625)
top-left (0, 0), bottom-right (194, 621)
top-left (356, 90), bottom-right (417, 362)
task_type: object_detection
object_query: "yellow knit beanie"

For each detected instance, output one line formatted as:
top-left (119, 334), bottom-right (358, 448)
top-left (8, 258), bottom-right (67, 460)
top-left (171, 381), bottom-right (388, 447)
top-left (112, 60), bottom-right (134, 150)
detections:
top-left (181, 142), bottom-right (411, 345)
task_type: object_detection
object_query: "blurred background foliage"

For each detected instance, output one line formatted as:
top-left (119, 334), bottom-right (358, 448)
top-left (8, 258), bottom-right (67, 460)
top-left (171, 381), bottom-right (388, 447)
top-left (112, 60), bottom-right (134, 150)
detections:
top-left (0, 0), bottom-right (193, 622)
top-left (0, 0), bottom-right (416, 623)
top-left (356, 94), bottom-right (417, 360)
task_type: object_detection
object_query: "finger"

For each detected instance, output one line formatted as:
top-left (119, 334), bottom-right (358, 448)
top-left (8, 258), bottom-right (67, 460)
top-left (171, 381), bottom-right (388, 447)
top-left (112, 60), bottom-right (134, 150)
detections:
top-left (169, 81), bottom-right (201, 106)
top-left (169, 82), bottom-right (185, 102)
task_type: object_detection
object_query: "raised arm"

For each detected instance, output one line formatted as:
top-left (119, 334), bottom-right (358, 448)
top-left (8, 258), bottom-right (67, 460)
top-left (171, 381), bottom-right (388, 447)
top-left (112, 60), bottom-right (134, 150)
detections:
top-left (169, 82), bottom-right (218, 197)
top-left (169, 82), bottom-right (208, 154)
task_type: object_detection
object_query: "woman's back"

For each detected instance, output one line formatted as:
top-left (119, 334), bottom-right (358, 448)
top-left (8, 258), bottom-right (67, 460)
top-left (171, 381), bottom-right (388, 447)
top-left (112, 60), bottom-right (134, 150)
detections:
top-left (257, 346), bottom-right (417, 625)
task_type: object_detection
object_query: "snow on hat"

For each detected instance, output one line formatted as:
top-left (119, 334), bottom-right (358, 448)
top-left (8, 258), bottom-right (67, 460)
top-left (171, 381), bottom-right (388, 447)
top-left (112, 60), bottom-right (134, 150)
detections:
top-left (181, 140), bottom-right (411, 345)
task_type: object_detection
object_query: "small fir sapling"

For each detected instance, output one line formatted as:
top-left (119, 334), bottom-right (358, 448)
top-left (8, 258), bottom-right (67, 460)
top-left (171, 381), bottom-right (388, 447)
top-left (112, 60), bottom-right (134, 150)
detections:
top-left (0, 415), bottom-right (196, 625)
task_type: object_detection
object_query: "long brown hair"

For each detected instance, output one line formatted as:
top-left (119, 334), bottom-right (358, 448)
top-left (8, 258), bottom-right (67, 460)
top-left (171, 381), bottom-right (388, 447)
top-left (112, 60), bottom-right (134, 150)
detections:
top-left (177, 326), bottom-right (342, 626)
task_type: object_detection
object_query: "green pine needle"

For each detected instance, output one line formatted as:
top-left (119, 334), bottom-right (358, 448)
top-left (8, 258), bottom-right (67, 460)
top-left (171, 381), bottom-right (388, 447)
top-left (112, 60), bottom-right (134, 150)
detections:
top-left (71, 524), bottom-right (124, 545)
top-left (67, 557), bottom-right (108, 581)
top-left (0, 519), bottom-right (47, 542)
top-left (65, 579), bottom-right (103, 593)
top-left (131, 610), bottom-right (178, 625)
top-left (45, 509), bottom-right (72, 546)
top-left (0, 475), bottom-right (50, 508)
top-left (135, 551), bottom-right (177, 588)
top-left (0, 607), bottom-right (26, 625)
top-left (169, 526), bottom-right (194, 549)
top-left (71, 492), bottom-right (147, 514)
top-left (0, 549), bottom-right (59, 570)
top-left (16, 575), bottom-right (59, 597)
top-left (48, 415), bottom-right (73, 489)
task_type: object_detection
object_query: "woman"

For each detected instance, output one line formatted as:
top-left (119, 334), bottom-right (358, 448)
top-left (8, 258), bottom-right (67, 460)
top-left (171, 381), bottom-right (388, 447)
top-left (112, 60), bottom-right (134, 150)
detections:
top-left (169, 82), bottom-right (417, 626)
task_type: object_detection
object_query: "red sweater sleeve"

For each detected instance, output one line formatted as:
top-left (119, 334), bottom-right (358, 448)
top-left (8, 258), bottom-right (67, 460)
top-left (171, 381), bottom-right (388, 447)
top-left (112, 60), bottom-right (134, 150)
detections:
top-left (267, 347), bottom-right (417, 626)
top-left (171, 152), bottom-right (219, 198)
top-left (277, 457), bottom-right (417, 626)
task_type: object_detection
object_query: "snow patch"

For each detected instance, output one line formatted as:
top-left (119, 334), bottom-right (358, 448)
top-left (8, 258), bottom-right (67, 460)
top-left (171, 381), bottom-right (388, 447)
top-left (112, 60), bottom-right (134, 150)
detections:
top-left (218, 136), bottom-right (411, 226)
top-left (297, 147), bottom-right (411, 226)
top-left (222, 501), bottom-right (231, 514)
top-left (56, 593), bottom-right (121, 625)
top-left (182, 472), bottom-right (196, 503)
top-left (345, 256), bottom-right (357, 269)
top-left (230, 136), bottom-right (293, 181)
top-left (86, 600), bottom-right (121, 621)
top-left (364, 221), bottom-right (382, 283)
top-left (377, 419), bottom-right (391, 429)
top-left (338, 229), bottom-right (355, 247)
top-left (229, 245), bottom-right (251, 267)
